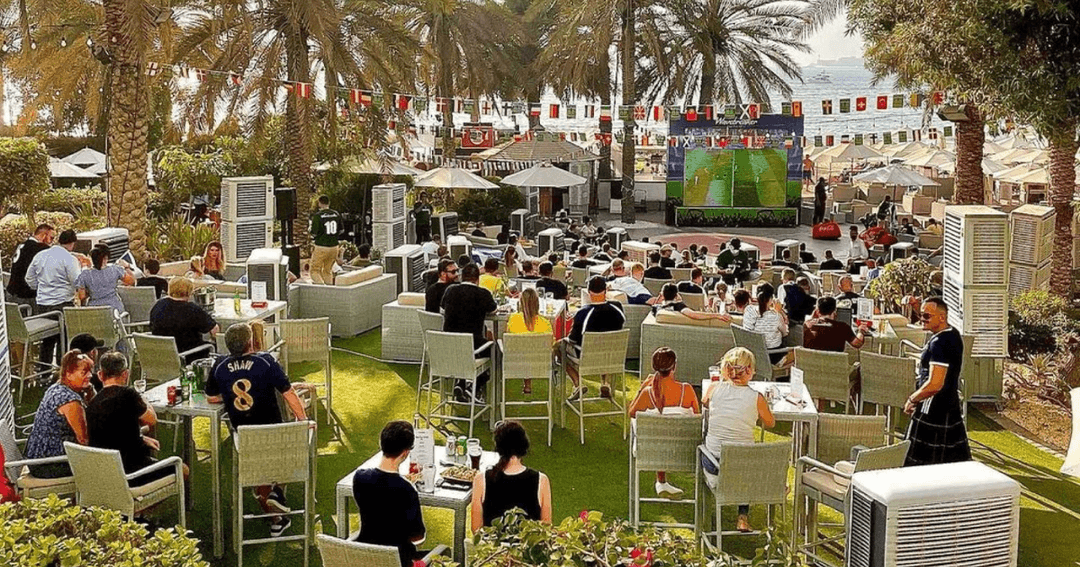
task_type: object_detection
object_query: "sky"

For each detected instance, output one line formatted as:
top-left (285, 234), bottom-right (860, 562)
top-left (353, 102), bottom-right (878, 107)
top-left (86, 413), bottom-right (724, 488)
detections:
top-left (800, 14), bottom-right (865, 66)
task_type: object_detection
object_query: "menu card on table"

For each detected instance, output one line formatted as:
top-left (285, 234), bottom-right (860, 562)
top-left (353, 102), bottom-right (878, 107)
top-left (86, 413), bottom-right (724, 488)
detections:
top-left (413, 428), bottom-right (436, 492)
top-left (251, 281), bottom-right (267, 307)
top-left (789, 367), bottom-right (804, 401)
top-left (856, 298), bottom-right (874, 324)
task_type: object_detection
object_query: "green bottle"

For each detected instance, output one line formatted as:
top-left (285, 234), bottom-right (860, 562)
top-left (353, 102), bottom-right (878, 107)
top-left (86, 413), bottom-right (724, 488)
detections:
top-left (233, 292), bottom-right (242, 314)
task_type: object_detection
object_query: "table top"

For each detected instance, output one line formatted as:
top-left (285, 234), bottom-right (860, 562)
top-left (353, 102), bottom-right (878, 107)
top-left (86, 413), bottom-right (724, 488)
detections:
top-left (491, 299), bottom-right (566, 321)
top-left (144, 378), bottom-right (225, 418)
top-left (701, 379), bottom-right (817, 421)
top-left (337, 445), bottom-right (499, 507)
top-left (212, 298), bottom-right (287, 324)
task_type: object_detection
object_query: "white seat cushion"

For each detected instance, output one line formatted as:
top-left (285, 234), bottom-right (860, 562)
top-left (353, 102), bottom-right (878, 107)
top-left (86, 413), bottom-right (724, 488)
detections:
top-left (802, 469), bottom-right (848, 502)
top-left (131, 475), bottom-right (178, 499)
top-left (17, 471), bottom-right (75, 489)
top-left (335, 265), bottom-right (383, 287)
top-left (25, 318), bottom-right (61, 337)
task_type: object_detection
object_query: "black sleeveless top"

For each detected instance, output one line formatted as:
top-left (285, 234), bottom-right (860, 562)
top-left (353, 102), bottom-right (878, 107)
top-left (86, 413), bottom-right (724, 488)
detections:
top-left (482, 467), bottom-right (541, 526)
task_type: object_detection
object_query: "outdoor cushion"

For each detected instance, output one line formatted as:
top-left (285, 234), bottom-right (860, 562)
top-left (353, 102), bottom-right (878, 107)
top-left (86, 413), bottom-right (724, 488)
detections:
top-left (335, 265), bottom-right (383, 287)
top-left (580, 289), bottom-right (628, 305)
top-left (17, 471), bottom-right (75, 489)
top-left (802, 469), bottom-right (847, 501)
top-left (130, 475), bottom-right (178, 499)
top-left (398, 292), bottom-right (426, 307)
top-left (24, 317), bottom-right (60, 337)
top-left (654, 309), bottom-right (731, 328)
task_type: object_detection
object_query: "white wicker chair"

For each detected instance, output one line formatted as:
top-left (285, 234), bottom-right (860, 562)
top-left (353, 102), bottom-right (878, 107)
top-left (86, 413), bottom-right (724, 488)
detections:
top-left (233, 422), bottom-right (316, 567)
top-left (414, 310), bottom-right (445, 428)
top-left (64, 442), bottom-right (185, 527)
top-left (697, 440), bottom-right (791, 553)
top-left (316, 534), bottom-right (448, 567)
top-left (858, 351), bottom-right (917, 440)
top-left (570, 267), bottom-right (589, 289)
top-left (561, 329), bottom-right (631, 445)
top-left (63, 305), bottom-right (132, 353)
top-left (0, 419), bottom-right (75, 499)
top-left (681, 293), bottom-right (706, 311)
top-left (276, 318), bottom-right (333, 429)
top-left (642, 277), bottom-right (671, 296)
top-left (500, 333), bottom-right (555, 446)
top-left (117, 286), bottom-right (157, 328)
top-left (5, 302), bottom-right (61, 403)
top-left (794, 347), bottom-right (854, 412)
top-left (426, 331), bottom-right (493, 438)
top-left (629, 413), bottom-right (702, 532)
top-left (669, 268), bottom-right (694, 282)
top-left (731, 324), bottom-right (791, 381)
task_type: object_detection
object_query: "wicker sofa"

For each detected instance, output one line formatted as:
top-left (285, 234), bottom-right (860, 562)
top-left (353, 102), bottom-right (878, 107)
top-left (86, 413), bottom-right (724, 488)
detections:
top-left (639, 311), bottom-right (738, 385)
top-left (290, 265), bottom-right (397, 337)
top-left (381, 292), bottom-right (427, 362)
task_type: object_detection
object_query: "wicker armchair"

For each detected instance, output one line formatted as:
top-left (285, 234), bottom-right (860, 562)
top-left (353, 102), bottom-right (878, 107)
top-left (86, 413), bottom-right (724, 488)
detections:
top-left (381, 296), bottom-right (426, 362)
top-left (276, 318), bottom-right (333, 429)
top-left (571, 267), bottom-right (589, 289)
top-left (561, 329), bottom-right (630, 444)
top-left (731, 325), bottom-right (791, 381)
top-left (622, 304), bottom-right (652, 360)
top-left (0, 419), bottom-right (75, 499)
top-left (64, 442), bottom-right (185, 527)
top-left (64, 305), bottom-right (131, 352)
top-left (316, 534), bottom-right (448, 567)
top-left (697, 440), bottom-right (791, 553)
top-left (630, 413), bottom-right (702, 532)
top-left (500, 333), bottom-right (555, 446)
top-left (414, 310), bottom-right (445, 428)
top-left (5, 302), bottom-right (61, 403)
top-left (858, 351), bottom-right (917, 439)
top-left (794, 347), bottom-right (854, 412)
top-left (132, 333), bottom-right (212, 386)
top-left (642, 277), bottom-right (671, 296)
top-left (291, 273), bottom-right (397, 337)
top-left (117, 286), bottom-right (157, 328)
top-left (681, 293), bottom-right (706, 311)
top-left (639, 313), bottom-right (734, 387)
top-left (233, 422), bottom-right (316, 567)
top-left (426, 331), bottom-right (493, 438)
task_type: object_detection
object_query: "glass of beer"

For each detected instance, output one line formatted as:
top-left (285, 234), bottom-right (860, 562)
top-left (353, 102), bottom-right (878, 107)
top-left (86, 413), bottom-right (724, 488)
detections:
top-left (709, 366), bottom-right (721, 381)
top-left (467, 438), bottom-right (482, 469)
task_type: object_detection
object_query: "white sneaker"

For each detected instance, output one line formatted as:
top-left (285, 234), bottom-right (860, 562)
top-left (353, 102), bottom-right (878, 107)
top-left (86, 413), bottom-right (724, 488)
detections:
top-left (655, 481), bottom-right (684, 498)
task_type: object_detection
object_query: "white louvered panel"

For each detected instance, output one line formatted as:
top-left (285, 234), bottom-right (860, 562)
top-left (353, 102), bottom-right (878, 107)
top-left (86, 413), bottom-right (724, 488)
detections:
top-left (944, 206), bottom-right (1009, 288)
top-left (1009, 205), bottom-right (1053, 266)
top-left (1008, 261), bottom-right (1051, 296)
top-left (222, 220), bottom-right (273, 263)
top-left (0, 256), bottom-right (12, 439)
top-left (373, 219), bottom-right (407, 253)
top-left (847, 488), bottom-right (873, 567)
top-left (221, 176), bottom-right (274, 222)
top-left (622, 241), bottom-right (660, 265)
top-left (372, 183), bottom-right (406, 222)
top-left (893, 496), bottom-right (1016, 567)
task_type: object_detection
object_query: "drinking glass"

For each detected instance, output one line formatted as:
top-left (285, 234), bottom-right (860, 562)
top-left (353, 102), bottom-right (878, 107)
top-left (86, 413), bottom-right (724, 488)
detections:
top-left (134, 379), bottom-right (147, 394)
top-left (467, 438), bottom-right (482, 469)
top-left (708, 366), bottom-right (721, 381)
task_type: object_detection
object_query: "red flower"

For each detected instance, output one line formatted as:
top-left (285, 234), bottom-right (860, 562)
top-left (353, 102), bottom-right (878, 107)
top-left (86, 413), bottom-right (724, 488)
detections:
top-left (630, 548), bottom-right (642, 559)
top-left (579, 510), bottom-right (588, 520)
top-left (412, 561), bottom-right (426, 567)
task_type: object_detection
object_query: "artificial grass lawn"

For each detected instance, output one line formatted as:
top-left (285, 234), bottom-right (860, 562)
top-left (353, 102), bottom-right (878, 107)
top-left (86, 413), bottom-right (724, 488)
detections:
top-left (17, 329), bottom-right (1080, 566)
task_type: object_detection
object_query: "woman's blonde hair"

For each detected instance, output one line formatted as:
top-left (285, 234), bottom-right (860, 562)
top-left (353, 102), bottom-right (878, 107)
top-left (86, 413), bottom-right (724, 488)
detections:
top-left (518, 288), bottom-right (540, 332)
top-left (189, 255), bottom-right (204, 274)
top-left (60, 349), bottom-right (92, 380)
top-left (720, 347), bottom-right (755, 381)
top-left (203, 241), bottom-right (224, 271)
top-left (169, 276), bottom-right (195, 298)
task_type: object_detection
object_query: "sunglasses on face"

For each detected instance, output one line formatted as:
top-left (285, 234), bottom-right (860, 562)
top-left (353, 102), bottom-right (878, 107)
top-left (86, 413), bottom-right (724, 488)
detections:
top-left (920, 311), bottom-right (935, 320)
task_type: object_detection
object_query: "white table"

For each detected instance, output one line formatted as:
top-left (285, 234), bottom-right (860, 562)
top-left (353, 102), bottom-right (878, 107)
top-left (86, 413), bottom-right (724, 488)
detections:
top-left (211, 298), bottom-right (287, 329)
top-left (336, 446), bottom-right (498, 561)
top-left (701, 379), bottom-right (819, 461)
top-left (144, 379), bottom-right (228, 559)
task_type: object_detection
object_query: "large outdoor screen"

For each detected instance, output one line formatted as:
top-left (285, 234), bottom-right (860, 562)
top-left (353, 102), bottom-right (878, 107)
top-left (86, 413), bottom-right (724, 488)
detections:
top-left (682, 148), bottom-right (789, 208)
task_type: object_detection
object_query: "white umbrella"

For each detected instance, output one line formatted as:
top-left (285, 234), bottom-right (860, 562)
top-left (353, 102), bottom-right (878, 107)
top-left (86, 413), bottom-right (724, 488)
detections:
top-left (62, 147), bottom-right (106, 167)
top-left (941, 157), bottom-right (1009, 175)
top-left (49, 158), bottom-right (99, 179)
top-left (313, 156), bottom-right (423, 176)
top-left (891, 141), bottom-right (934, 159)
top-left (1014, 168), bottom-right (1049, 185)
top-left (853, 165), bottom-right (940, 187)
top-left (500, 162), bottom-right (586, 188)
top-left (993, 135), bottom-right (1033, 150)
top-left (821, 143), bottom-right (884, 161)
top-left (415, 166), bottom-right (498, 190)
top-left (983, 140), bottom-right (1008, 154)
top-left (902, 149), bottom-right (955, 169)
top-left (994, 163), bottom-right (1042, 183)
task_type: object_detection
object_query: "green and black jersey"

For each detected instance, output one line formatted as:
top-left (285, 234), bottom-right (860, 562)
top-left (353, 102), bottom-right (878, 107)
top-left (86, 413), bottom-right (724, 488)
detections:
top-left (413, 202), bottom-right (433, 227)
top-left (309, 208), bottom-right (343, 247)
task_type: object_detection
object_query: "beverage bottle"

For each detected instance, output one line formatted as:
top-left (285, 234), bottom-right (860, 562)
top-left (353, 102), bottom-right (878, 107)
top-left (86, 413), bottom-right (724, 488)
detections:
top-left (233, 292), bottom-right (242, 314)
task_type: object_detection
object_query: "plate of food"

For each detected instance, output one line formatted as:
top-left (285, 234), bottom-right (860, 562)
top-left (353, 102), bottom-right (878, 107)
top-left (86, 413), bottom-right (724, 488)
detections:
top-left (440, 465), bottom-right (477, 485)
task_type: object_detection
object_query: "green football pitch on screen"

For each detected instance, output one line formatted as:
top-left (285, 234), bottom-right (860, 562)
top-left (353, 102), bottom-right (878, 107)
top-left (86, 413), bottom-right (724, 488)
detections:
top-left (682, 148), bottom-right (789, 207)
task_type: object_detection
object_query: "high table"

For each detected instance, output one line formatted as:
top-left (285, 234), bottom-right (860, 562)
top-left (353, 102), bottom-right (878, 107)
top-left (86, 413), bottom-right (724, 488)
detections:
top-left (144, 378), bottom-right (229, 559)
top-left (701, 379), bottom-right (818, 461)
top-left (211, 298), bottom-right (287, 329)
top-left (336, 446), bottom-right (498, 562)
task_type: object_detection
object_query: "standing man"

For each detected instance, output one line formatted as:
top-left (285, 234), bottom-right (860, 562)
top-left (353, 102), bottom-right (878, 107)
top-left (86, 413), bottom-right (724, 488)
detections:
top-left (308, 195), bottom-right (342, 285)
top-left (440, 263), bottom-right (498, 403)
top-left (413, 192), bottom-right (433, 243)
top-left (813, 178), bottom-right (828, 225)
top-left (904, 297), bottom-right (970, 466)
top-left (6, 223), bottom-right (54, 308)
top-left (803, 155), bottom-right (815, 191)
top-left (26, 229), bottom-right (82, 366)
top-left (845, 225), bottom-right (869, 275)
top-left (205, 323), bottom-right (308, 537)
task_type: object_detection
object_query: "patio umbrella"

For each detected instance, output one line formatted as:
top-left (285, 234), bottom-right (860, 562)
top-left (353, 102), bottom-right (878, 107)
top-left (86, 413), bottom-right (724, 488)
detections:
top-left (983, 140), bottom-right (1008, 154)
top-left (853, 164), bottom-right (940, 187)
top-left (940, 157), bottom-right (1009, 176)
top-left (891, 141), bottom-right (934, 159)
top-left (1013, 167), bottom-right (1049, 185)
top-left (414, 166), bottom-right (498, 190)
top-left (902, 149), bottom-right (955, 169)
top-left (994, 163), bottom-right (1042, 183)
top-left (821, 143), bottom-right (884, 161)
top-left (500, 162), bottom-right (586, 188)
top-left (49, 158), bottom-right (100, 179)
top-left (61, 147), bottom-right (107, 175)
top-left (313, 156), bottom-right (423, 176)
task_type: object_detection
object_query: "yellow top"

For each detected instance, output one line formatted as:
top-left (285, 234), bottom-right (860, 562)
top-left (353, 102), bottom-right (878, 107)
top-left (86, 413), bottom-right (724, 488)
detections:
top-left (478, 273), bottom-right (505, 294)
top-left (507, 312), bottom-right (553, 335)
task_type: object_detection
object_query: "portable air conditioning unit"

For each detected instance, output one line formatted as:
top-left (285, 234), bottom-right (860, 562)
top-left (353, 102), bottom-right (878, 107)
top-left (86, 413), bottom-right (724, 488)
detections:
top-left (245, 248), bottom-right (289, 301)
top-left (943, 274), bottom-right (1008, 357)
top-left (847, 461), bottom-right (1019, 567)
top-left (607, 227), bottom-right (628, 249)
top-left (75, 227), bottom-right (130, 261)
top-left (384, 244), bottom-right (427, 294)
top-left (222, 220), bottom-right (273, 263)
top-left (432, 212), bottom-right (458, 238)
top-left (1008, 260), bottom-right (1051, 296)
top-left (622, 241), bottom-right (660, 265)
top-left (1009, 204), bottom-right (1053, 266)
top-left (0, 257), bottom-right (13, 436)
top-left (537, 228), bottom-right (565, 256)
top-left (889, 242), bottom-right (917, 263)
top-left (221, 176), bottom-right (275, 222)
top-left (373, 218), bottom-right (407, 253)
top-left (943, 206), bottom-right (1009, 287)
top-left (772, 239), bottom-right (800, 263)
top-left (372, 183), bottom-right (406, 222)
top-left (447, 235), bottom-right (472, 260)
top-left (510, 208), bottom-right (533, 237)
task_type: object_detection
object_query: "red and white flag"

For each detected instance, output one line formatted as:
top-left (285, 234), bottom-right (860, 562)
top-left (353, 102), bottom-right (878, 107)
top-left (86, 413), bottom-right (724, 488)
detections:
top-left (632, 105), bottom-right (646, 121)
top-left (350, 89), bottom-right (371, 107)
top-left (584, 105), bottom-right (596, 118)
top-left (394, 94), bottom-right (413, 111)
top-left (229, 72), bottom-right (243, 86)
top-left (529, 103), bottom-right (542, 117)
top-left (652, 106), bottom-right (664, 121)
top-left (284, 82), bottom-right (312, 98)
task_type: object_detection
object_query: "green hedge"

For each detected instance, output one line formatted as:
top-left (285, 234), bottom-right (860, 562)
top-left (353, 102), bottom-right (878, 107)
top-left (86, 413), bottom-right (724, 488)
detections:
top-left (0, 212), bottom-right (75, 268)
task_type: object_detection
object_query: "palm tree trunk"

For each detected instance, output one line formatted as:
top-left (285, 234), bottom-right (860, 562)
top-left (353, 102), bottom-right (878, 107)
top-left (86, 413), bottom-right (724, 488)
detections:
top-left (285, 28), bottom-right (314, 249)
top-left (103, 0), bottom-right (150, 257)
top-left (324, 56), bottom-right (338, 151)
top-left (952, 105), bottom-right (984, 204)
top-left (1048, 127), bottom-right (1079, 295)
top-left (620, 1), bottom-right (636, 224)
top-left (700, 53), bottom-right (715, 106)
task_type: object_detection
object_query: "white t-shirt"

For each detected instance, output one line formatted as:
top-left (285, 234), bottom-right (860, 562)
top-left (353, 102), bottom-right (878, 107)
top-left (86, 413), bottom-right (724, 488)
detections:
top-left (706, 381), bottom-right (761, 453)
top-left (742, 307), bottom-right (784, 348)
top-left (846, 237), bottom-right (868, 261)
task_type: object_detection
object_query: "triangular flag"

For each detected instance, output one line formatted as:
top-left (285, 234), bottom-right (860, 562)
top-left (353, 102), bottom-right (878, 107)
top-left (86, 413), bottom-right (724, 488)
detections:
top-left (876, 95), bottom-right (888, 110)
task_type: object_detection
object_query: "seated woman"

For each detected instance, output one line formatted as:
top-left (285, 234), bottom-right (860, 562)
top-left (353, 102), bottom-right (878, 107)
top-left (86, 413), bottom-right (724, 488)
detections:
top-left (740, 283), bottom-right (790, 365)
top-left (470, 421), bottom-right (552, 532)
top-left (24, 350), bottom-right (94, 478)
top-left (676, 250), bottom-right (696, 269)
top-left (507, 288), bottom-right (553, 395)
top-left (627, 347), bottom-right (701, 498)
top-left (202, 241), bottom-right (226, 280)
top-left (702, 347), bottom-right (776, 532)
top-left (76, 246), bottom-right (135, 315)
top-left (654, 283), bottom-right (730, 322)
top-left (185, 255), bottom-right (208, 280)
top-left (711, 282), bottom-right (730, 314)
top-left (149, 277), bottom-right (220, 363)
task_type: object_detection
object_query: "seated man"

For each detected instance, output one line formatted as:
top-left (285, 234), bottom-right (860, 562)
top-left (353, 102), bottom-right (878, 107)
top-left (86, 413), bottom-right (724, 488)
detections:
top-left (925, 218), bottom-right (943, 235)
top-left (860, 220), bottom-right (897, 248)
top-left (352, 421), bottom-right (427, 567)
top-left (784, 277), bottom-right (817, 324)
top-left (676, 267), bottom-right (707, 297)
top-left (654, 283), bottom-right (730, 322)
top-left (570, 245), bottom-right (594, 269)
top-left (349, 243), bottom-right (375, 268)
top-left (609, 263), bottom-right (657, 305)
top-left (643, 252), bottom-right (673, 280)
top-left (471, 222), bottom-right (487, 238)
top-left (593, 243), bottom-right (614, 262)
top-left (136, 258), bottom-right (169, 299)
top-left (659, 246), bottom-right (677, 268)
top-left (441, 263), bottom-right (498, 403)
top-left (421, 234), bottom-right (442, 260)
top-left (774, 249), bottom-right (799, 269)
top-left (804, 296), bottom-right (869, 352)
top-left (150, 277), bottom-right (219, 363)
top-left (898, 218), bottom-right (917, 236)
top-left (776, 268), bottom-right (797, 304)
top-left (536, 262), bottom-right (568, 300)
top-left (866, 258), bottom-right (884, 282)
top-left (834, 275), bottom-right (861, 301)
top-left (565, 277), bottom-right (625, 400)
top-left (819, 249), bottom-right (844, 271)
top-left (478, 258), bottom-right (507, 295)
top-left (425, 259), bottom-right (458, 313)
top-left (206, 323), bottom-right (308, 537)
top-left (729, 289), bottom-right (751, 316)
top-left (87, 351), bottom-right (187, 486)
top-left (519, 260), bottom-right (540, 280)
top-left (798, 243), bottom-right (817, 264)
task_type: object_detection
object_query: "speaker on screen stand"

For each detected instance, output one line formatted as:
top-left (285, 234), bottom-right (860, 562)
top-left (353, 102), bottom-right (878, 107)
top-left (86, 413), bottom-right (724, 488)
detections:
top-left (274, 186), bottom-right (296, 247)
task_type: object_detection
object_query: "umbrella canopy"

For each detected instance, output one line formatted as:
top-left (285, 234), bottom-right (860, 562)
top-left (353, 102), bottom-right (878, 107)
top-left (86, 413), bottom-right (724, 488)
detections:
top-left (853, 165), bottom-right (940, 187)
top-left (1013, 167), bottom-right (1049, 185)
top-left (500, 162), bottom-right (586, 188)
top-left (994, 163), bottom-right (1042, 182)
top-left (414, 166), bottom-right (498, 190)
top-left (820, 143), bottom-right (883, 161)
top-left (313, 156), bottom-right (423, 176)
top-left (902, 149), bottom-right (955, 168)
top-left (983, 140), bottom-right (1008, 154)
top-left (890, 141), bottom-right (934, 159)
top-left (941, 157), bottom-right (1008, 175)
top-left (49, 157), bottom-right (99, 179)
top-left (992, 135), bottom-right (1034, 150)
top-left (62, 147), bottom-right (106, 167)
